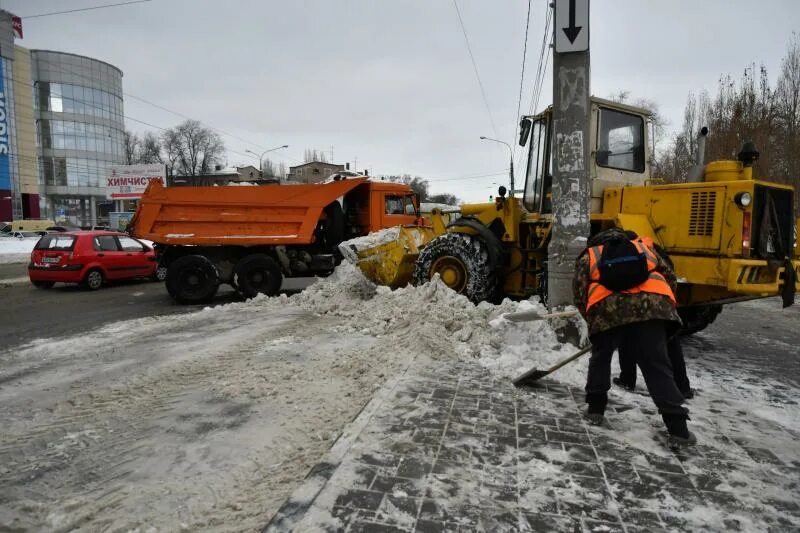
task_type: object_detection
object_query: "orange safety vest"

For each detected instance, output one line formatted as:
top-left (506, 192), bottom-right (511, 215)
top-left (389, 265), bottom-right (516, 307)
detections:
top-left (586, 239), bottom-right (676, 311)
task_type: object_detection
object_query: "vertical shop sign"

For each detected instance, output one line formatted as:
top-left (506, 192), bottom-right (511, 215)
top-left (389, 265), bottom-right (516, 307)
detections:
top-left (0, 57), bottom-right (11, 191)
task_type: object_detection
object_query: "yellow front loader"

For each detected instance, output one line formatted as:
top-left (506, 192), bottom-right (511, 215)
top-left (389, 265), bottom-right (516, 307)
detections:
top-left (348, 98), bottom-right (799, 333)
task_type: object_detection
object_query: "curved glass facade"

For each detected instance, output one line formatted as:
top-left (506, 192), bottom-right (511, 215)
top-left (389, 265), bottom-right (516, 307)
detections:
top-left (37, 82), bottom-right (124, 121)
top-left (32, 50), bottom-right (125, 225)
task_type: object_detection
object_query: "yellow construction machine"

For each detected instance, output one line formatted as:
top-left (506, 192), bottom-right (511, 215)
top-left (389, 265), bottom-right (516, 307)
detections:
top-left (346, 97), bottom-right (799, 333)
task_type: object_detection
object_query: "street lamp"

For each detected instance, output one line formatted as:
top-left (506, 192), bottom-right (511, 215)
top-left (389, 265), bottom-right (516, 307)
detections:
top-left (245, 144), bottom-right (289, 174)
top-left (480, 136), bottom-right (514, 196)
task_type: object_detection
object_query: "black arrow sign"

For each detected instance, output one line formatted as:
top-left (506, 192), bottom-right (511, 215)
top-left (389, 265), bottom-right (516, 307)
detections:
top-left (562, 0), bottom-right (582, 44)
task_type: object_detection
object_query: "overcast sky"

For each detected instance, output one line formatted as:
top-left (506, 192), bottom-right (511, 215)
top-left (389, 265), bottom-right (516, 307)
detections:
top-left (4, 0), bottom-right (799, 201)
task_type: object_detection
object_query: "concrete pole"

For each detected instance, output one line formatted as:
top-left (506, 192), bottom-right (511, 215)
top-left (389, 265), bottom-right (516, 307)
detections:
top-left (548, 0), bottom-right (592, 309)
top-left (90, 198), bottom-right (97, 226)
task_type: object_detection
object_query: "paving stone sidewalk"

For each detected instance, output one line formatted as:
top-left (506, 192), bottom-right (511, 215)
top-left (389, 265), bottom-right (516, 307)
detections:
top-left (266, 360), bottom-right (800, 532)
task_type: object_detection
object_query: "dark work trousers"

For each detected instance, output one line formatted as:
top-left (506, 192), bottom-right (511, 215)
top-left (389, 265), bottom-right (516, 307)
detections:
top-left (585, 320), bottom-right (687, 417)
top-left (618, 334), bottom-right (691, 394)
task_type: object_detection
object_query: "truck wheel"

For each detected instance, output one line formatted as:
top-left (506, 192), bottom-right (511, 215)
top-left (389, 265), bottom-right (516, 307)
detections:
top-left (166, 255), bottom-right (219, 304)
top-left (234, 254), bottom-right (282, 298)
top-left (414, 232), bottom-right (497, 303)
top-left (678, 304), bottom-right (723, 336)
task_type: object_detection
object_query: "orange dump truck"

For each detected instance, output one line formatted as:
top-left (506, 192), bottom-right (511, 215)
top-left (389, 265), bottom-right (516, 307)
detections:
top-left (130, 177), bottom-right (420, 303)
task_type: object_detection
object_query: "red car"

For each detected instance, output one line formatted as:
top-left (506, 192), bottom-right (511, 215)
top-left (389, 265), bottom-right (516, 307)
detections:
top-left (28, 231), bottom-right (166, 290)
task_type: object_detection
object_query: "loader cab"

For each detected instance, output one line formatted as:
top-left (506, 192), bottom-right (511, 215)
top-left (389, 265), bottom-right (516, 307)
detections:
top-left (519, 97), bottom-right (653, 215)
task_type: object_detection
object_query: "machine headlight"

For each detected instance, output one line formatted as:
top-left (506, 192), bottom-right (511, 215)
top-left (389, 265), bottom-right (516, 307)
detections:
top-left (735, 192), bottom-right (752, 207)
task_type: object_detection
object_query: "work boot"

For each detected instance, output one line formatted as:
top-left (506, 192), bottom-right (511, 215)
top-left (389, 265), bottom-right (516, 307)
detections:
top-left (585, 411), bottom-right (604, 426)
top-left (662, 413), bottom-right (696, 446)
top-left (612, 377), bottom-right (635, 391)
top-left (585, 395), bottom-right (606, 426)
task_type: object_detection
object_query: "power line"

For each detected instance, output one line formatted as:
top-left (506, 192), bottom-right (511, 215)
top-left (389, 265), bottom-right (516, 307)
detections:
top-left (452, 0), bottom-right (498, 137)
top-left (515, 2), bottom-right (553, 178)
top-left (528, 4), bottom-right (553, 116)
top-left (21, 0), bottom-right (152, 19)
top-left (512, 0), bottom-right (533, 162)
top-left (427, 170), bottom-right (509, 182)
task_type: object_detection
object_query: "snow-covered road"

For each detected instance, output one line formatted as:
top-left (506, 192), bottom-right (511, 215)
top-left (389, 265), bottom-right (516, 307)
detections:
top-left (0, 307), bottom-right (393, 530)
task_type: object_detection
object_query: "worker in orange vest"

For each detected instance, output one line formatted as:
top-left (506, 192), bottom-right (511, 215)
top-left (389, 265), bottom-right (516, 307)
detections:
top-left (614, 232), bottom-right (693, 398)
top-left (573, 228), bottom-right (694, 446)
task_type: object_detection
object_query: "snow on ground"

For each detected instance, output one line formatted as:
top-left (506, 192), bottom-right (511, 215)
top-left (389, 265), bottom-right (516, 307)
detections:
top-left (2, 262), bottom-right (797, 530)
top-left (0, 236), bottom-right (37, 264)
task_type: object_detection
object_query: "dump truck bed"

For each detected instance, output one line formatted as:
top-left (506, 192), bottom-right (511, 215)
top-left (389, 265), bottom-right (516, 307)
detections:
top-left (131, 178), bottom-right (368, 246)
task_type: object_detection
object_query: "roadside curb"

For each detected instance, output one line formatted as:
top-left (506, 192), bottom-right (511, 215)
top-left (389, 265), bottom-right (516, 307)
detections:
top-left (263, 361), bottom-right (414, 532)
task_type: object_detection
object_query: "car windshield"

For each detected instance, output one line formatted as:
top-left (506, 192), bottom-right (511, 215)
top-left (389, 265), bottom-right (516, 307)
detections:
top-left (35, 234), bottom-right (76, 251)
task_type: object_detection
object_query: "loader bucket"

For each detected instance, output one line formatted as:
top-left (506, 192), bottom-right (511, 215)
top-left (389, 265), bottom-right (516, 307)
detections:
top-left (340, 226), bottom-right (436, 288)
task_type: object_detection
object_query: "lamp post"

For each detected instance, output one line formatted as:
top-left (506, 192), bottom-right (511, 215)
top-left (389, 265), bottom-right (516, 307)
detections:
top-left (480, 136), bottom-right (514, 196)
top-left (245, 144), bottom-right (289, 175)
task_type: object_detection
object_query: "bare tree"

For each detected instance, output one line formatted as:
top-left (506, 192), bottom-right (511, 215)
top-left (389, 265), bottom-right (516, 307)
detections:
top-left (261, 158), bottom-right (277, 178)
top-left (138, 132), bottom-right (163, 164)
top-left (161, 128), bottom-right (182, 176)
top-left (384, 174), bottom-right (430, 199)
top-left (162, 120), bottom-right (226, 176)
top-left (427, 193), bottom-right (460, 205)
top-left (654, 34), bottom-right (800, 212)
top-left (303, 148), bottom-right (328, 163)
top-left (123, 130), bottom-right (140, 165)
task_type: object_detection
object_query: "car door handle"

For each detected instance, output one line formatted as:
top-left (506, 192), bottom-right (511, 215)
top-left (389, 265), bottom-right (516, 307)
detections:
top-left (97, 253), bottom-right (105, 257)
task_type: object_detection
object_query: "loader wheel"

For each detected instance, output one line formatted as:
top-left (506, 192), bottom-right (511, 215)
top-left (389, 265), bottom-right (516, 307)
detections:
top-left (166, 255), bottom-right (219, 304)
top-left (414, 232), bottom-right (497, 303)
top-left (678, 304), bottom-right (722, 336)
top-left (234, 254), bottom-right (283, 299)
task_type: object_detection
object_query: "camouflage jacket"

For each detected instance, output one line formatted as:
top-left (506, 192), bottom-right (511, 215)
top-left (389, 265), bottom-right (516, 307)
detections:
top-left (572, 238), bottom-right (681, 336)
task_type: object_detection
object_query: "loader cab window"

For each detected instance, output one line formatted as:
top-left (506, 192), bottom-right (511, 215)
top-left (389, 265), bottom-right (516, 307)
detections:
top-left (523, 118), bottom-right (552, 213)
top-left (596, 108), bottom-right (645, 173)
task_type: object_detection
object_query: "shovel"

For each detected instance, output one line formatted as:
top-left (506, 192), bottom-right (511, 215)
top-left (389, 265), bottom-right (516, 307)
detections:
top-left (501, 309), bottom-right (580, 322)
top-left (512, 345), bottom-right (592, 386)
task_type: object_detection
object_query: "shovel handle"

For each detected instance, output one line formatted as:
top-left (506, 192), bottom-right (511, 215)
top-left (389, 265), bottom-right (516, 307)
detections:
top-left (544, 345), bottom-right (592, 373)
top-left (502, 309), bottom-right (580, 322)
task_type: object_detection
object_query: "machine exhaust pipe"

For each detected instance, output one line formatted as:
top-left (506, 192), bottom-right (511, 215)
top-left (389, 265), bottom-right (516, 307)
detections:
top-left (687, 126), bottom-right (709, 182)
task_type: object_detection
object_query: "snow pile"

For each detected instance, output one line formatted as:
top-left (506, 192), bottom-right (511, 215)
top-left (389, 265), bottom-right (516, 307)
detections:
top-left (0, 236), bottom-right (38, 264)
top-left (268, 262), bottom-right (583, 380)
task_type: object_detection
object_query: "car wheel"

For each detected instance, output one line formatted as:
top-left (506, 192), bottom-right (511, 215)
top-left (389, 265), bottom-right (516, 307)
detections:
top-left (82, 269), bottom-right (104, 291)
top-left (32, 281), bottom-right (55, 289)
top-left (233, 254), bottom-right (283, 298)
top-left (152, 265), bottom-right (168, 282)
top-left (165, 255), bottom-right (219, 304)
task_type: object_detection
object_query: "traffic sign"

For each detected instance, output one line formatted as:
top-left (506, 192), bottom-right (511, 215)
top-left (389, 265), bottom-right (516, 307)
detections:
top-left (554, 0), bottom-right (589, 53)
